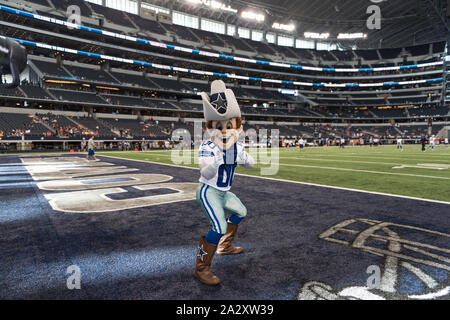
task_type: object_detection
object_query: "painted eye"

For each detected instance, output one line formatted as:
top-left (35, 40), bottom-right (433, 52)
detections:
top-left (216, 123), bottom-right (223, 131)
top-left (226, 122), bottom-right (232, 130)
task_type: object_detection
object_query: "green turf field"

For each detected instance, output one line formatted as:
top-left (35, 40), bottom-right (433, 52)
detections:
top-left (97, 144), bottom-right (450, 202)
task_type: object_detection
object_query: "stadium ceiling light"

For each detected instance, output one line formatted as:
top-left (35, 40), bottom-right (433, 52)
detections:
top-left (210, 0), bottom-right (222, 9)
top-left (304, 32), bottom-right (330, 39)
top-left (45, 79), bottom-right (78, 84)
top-left (272, 23), bottom-right (295, 32)
top-left (96, 86), bottom-right (120, 91)
top-left (337, 33), bottom-right (368, 39)
top-left (241, 11), bottom-right (265, 22)
top-left (185, 0), bottom-right (238, 13)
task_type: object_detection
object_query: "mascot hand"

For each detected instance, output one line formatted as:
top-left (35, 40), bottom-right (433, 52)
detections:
top-left (212, 149), bottom-right (224, 168)
top-left (237, 148), bottom-right (249, 165)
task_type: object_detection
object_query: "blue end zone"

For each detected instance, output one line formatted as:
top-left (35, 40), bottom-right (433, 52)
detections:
top-left (0, 154), bottom-right (448, 300)
top-left (106, 186), bottom-right (178, 200)
top-left (81, 177), bottom-right (133, 185)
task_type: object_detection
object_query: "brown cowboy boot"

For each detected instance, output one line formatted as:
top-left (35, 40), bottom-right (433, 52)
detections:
top-left (194, 236), bottom-right (220, 286)
top-left (217, 222), bottom-right (243, 255)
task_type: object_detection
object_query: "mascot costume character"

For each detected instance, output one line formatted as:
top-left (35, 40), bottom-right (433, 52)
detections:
top-left (194, 80), bottom-right (255, 286)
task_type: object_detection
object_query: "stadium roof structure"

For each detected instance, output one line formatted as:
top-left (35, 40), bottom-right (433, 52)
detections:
top-left (167, 0), bottom-right (450, 49)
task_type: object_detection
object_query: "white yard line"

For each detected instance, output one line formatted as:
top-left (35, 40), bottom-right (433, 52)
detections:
top-left (282, 156), bottom-right (450, 168)
top-left (273, 163), bottom-right (450, 180)
top-left (104, 153), bottom-right (450, 179)
top-left (280, 156), bottom-right (401, 166)
top-left (106, 152), bottom-right (449, 167)
top-left (293, 154), bottom-right (450, 163)
top-left (104, 153), bottom-right (450, 178)
top-left (97, 154), bottom-right (450, 206)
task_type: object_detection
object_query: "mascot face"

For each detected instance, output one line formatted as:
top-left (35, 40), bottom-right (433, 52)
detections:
top-left (207, 117), bottom-right (242, 150)
top-left (201, 80), bottom-right (243, 150)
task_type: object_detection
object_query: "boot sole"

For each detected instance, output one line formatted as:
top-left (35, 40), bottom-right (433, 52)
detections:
top-left (193, 273), bottom-right (221, 286)
top-left (216, 250), bottom-right (244, 255)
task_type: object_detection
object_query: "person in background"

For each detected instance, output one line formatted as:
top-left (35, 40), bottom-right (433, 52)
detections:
top-left (86, 136), bottom-right (97, 160)
top-left (396, 136), bottom-right (403, 151)
top-left (420, 134), bottom-right (427, 152)
top-left (428, 135), bottom-right (435, 150)
top-left (299, 137), bottom-right (305, 151)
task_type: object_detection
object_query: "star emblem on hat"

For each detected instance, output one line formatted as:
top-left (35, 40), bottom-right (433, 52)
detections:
top-left (210, 92), bottom-right (228, 114)
top-left (197, 244), bottom-right (208, 262)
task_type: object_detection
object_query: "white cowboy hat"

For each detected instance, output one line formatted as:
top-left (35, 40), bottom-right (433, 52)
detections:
top-left (200, 80), bottom-right (241, 121)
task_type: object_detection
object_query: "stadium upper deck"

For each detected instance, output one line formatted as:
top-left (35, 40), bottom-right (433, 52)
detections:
top-left (0, 0), bottom-right (448, 125)
top-left (0, 2), bottom-right (445, 75)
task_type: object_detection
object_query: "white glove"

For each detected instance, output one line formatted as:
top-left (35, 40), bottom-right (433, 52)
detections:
top-left (238, 148), bottom-right (255, 168)
top-left (212, 149), bottom-right (224, 169)
top-left (237, 148), bottom-right (248, 164)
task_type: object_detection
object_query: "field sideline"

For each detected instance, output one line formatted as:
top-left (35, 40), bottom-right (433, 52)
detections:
top-left (97, 144), bottom-right (450, 203)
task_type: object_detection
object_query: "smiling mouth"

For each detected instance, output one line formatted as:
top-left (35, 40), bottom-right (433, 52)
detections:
top-left (222, 134), bottom-right (234, 144)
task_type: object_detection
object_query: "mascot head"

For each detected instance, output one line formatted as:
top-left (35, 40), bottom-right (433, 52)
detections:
top-left (200, 80), bottom-right (243, 150)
